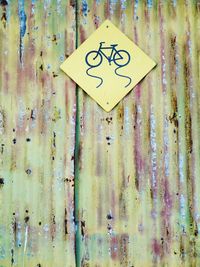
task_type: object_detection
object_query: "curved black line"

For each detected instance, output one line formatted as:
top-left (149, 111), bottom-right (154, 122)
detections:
top-left (86, 67), bottom-right (103, 88)
top-left (114, 66), bottom-right (132, 88)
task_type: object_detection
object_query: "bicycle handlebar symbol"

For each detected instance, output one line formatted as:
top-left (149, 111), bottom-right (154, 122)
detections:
top-left (85, 42), bottom-right (132, 88)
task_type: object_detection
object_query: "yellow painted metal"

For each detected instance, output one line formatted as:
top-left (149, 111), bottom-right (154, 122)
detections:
top-left (0, 1), bottom-right (76, 266)
top-left (75, 1), bottom-right (200, 266)
top-left (0, 1), bottom-right (200, 267)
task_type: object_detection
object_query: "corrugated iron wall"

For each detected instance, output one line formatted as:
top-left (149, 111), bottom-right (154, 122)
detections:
top-left (0, 1), bottom-right (200, 267)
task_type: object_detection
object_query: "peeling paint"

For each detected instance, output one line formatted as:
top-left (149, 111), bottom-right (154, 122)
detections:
top-left (18, 0), bottom-right (26, 63)
top-left (0, 1), bottom-right (200, 267)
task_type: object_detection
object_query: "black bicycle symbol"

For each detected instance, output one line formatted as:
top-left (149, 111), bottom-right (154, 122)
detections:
top-left (85, 42), bottom-right (132, 88)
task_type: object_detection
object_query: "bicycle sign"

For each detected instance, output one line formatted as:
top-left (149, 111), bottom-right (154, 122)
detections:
top-left (85, 42), bottom-right (132, 88)
top-left (60, 20), bottom-right (156, 112)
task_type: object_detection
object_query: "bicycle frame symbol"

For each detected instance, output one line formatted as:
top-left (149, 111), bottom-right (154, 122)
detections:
top-left (85, 42), bottom-right (132, 88)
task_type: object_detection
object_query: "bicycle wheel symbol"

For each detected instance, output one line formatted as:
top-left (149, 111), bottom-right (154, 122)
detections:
top-left (85, 51), bottom-right (103, 67)
top-left (113, 50), bottom-right (130, 67)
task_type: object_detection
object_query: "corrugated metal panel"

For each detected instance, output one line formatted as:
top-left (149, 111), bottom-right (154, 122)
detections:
top-left (0, 1), bottom-right (76, 266)
top-left (75, 1), bottom-right (200, 266)
top-left (0, 1), bottom-right (200, 267)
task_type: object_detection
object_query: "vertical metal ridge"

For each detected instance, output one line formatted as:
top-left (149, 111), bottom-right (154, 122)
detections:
top-left (74, 1), bottom-right (80, 266)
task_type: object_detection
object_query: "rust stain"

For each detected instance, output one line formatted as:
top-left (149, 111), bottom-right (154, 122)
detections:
top-left (0, 1), bottom-right (200, 267)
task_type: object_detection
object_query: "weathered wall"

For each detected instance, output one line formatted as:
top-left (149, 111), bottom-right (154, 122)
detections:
top-left (0, 1), bottom-right (200, 267)
top-left (0, 1), bottom-right (76, 266)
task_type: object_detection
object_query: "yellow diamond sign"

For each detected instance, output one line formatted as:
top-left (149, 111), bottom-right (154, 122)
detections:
top-left (60, 20), bottom-right (156, 112)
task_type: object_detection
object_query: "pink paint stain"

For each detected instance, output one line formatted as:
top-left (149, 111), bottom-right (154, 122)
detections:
top-left (152, 238), bottom-right (162, 258)
top-left (110, 236), bottom-right (118, 260)
top-left (160, 179), bottom-right (173, 219)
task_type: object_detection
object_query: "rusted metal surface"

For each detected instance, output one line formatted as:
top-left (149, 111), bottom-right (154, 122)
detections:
top-left (0, 1), bottom-right (76, 266)
top-left (0, 1), bottom-right (200, 267)
top-left (75, 1), bottom-right (200, 266)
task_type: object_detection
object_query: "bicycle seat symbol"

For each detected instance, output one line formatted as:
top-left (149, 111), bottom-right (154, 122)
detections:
top-left (85, 42), bottom-right (132, 88)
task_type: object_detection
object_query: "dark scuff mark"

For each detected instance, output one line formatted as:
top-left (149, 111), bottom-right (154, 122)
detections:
top-left (24, 216), bottom-right (29, 223)
top-left (0, 110), bottom-right (5, 134)
top-left (12, 214), bottom-right (19, 249)
top-left (150, 188), bottom-right (153, 200)
top-left (1, 144), bottom-right (4, 154)
top-left (52, 34), bottom-right (57, 45)
top-left (169, 112), bottom-right (178, 128)
top-left (53, 132), bottom-right (56, 147)
top-left (107, 224), bottom-right (112, 232)
top-left (30, 109), bottom-right (36, 120)
top-left (64, 177), bottom-right (74, 187)
top-left (170, 91), bottom-right (178, 128)
top-left (11, 248), bottom-right (14, 265)
top-left (52, 72), bottom-right (58, 78)
top-left (106, 136), bottom-right (111, 145)
top-left (75, 140), bottom-right (82, 170)
top-left (0, 0), bottom-right (7, 28)
top-left (0, 0), bottom-right (8, 6)
top-left (0, 177), bottom-right (4, 187)
top-left (1, 9), bottom-right (6, 28)
top-left (64, 208), bottom-right (68, 235)
top-left (25, 169), bottom-right (32, 175)
top-left (52, 214), bottom-right (56, 224)
top-left (70, 0), bottom-right (76, 8)
top-left (81, 220), bottom-right (85, 238)
top-left (170, 35), bottom-right (177, 73)
top-left (106, 213), bottom-right (113, 220)
top-left (105, 117), bottom-right (112, 124)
